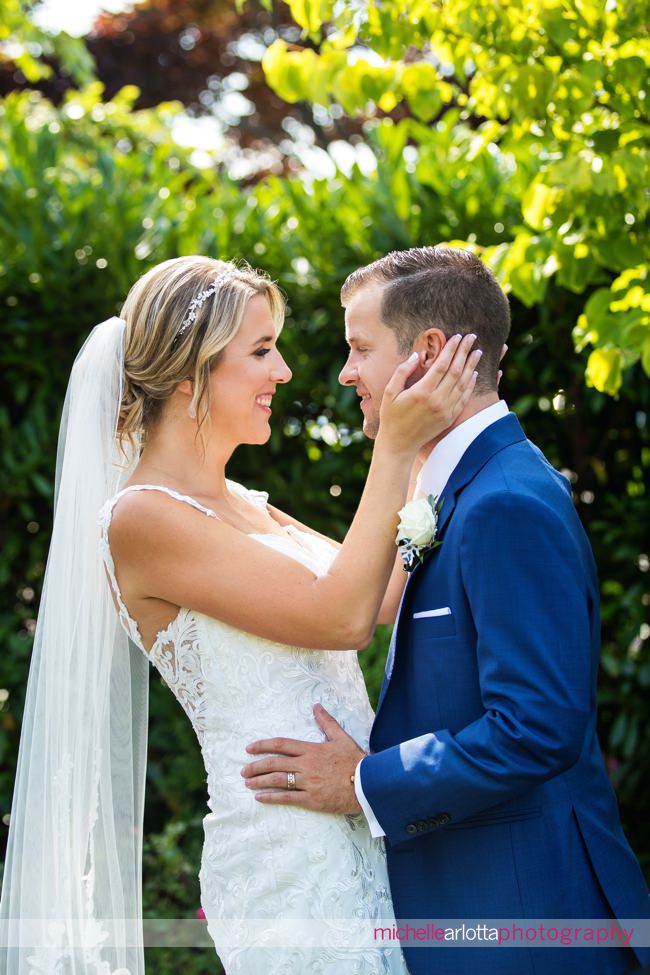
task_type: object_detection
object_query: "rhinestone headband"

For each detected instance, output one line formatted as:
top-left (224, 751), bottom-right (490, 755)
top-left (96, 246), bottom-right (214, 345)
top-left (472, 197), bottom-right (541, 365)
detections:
top-left (175, 267), bottom-right (239, 342)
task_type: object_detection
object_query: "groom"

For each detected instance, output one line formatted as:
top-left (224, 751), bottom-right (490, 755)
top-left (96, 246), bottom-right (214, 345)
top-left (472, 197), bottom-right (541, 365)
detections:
top-left (243, 246), bottom-right (650, 974)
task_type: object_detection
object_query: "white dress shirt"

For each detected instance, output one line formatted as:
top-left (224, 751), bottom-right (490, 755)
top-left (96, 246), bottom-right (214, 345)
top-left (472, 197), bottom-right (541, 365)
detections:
top-left (354, 400), bottom-right (510, 837)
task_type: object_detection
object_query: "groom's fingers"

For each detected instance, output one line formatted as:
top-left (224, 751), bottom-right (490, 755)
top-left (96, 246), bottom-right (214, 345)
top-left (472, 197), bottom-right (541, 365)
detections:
top-left (313, 702), bottom-right (346, 740)
top-left (241, 754), bottom-right (301, 778)
top-left (254, 789), bottom-right (309, 807)
top-left (245, 736), bottom-right (304, 757)
top-left (244, 771), bottom-right (304, 791)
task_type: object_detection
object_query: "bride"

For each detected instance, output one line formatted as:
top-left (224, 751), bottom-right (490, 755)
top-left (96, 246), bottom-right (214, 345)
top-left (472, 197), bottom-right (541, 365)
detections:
top-left (0, 255), bottom-right (479, 975)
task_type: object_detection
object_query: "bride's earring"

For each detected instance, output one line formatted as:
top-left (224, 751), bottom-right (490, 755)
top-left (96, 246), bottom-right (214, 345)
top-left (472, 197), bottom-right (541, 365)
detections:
top-left (188, 404), bottom-right (197, 419)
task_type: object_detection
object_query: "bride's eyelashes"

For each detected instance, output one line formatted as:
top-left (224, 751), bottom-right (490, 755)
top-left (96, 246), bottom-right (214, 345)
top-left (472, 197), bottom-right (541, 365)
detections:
top-left (254, 348), bottom-right (271, 357)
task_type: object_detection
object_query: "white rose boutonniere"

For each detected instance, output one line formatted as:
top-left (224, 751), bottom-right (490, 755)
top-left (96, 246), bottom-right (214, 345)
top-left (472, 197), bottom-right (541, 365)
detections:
top-left (396, 495), bottom-right (443, 573)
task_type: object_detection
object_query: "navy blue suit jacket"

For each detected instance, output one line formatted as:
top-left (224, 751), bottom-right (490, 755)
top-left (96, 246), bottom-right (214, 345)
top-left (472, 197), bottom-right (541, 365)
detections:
top-left (361, 414), bottom-right (649, 975)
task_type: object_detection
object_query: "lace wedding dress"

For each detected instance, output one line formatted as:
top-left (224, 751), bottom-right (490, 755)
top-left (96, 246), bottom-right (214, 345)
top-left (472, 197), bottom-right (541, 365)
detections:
top-left (98, 480), bottom-right (407, 975)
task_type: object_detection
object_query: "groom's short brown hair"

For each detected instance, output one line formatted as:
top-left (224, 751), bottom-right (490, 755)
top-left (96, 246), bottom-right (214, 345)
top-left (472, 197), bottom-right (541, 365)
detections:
top-left (341, 246), bottom-right (511, 391)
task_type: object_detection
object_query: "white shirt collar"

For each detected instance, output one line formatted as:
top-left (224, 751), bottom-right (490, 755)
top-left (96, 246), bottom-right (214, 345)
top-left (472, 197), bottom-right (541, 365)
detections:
top-left (416, 400), bottom-right (510, 501)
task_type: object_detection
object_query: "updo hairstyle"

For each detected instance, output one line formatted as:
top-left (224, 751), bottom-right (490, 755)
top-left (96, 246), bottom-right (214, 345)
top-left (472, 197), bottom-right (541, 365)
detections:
top-left (118, 255), bottom-right (285, 457)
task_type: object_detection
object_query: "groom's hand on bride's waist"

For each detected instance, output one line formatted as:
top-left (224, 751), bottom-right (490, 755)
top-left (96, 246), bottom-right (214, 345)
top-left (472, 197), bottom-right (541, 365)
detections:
top-left (241, 704), bottom-right (365, 815)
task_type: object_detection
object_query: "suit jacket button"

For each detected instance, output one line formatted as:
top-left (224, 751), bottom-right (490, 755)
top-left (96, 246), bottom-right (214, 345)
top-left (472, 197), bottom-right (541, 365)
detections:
top-left (436, 813), bottom-right (451, 826)
top-left (416, 820), bottom-right (427, 832)
top-left (406, 824), bottom-right (417, 835)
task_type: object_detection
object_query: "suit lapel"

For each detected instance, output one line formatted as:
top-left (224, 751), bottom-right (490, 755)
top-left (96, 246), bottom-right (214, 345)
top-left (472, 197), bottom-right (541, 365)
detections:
top-left (402, 413), bottom-right (526, 586)
top-left (435, 412), bottom-right (526, 534)
top-left (372, 414), bottom-right (527, 727)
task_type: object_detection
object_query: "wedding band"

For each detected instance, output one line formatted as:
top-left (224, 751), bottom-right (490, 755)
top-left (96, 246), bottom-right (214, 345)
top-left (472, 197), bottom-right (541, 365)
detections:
top-left (287, 772), bottom-right (296, 790)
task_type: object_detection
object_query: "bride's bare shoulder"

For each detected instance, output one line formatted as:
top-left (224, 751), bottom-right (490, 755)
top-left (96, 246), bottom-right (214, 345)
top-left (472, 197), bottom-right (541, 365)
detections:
top-left (108, 485), bottom-right (218, 564)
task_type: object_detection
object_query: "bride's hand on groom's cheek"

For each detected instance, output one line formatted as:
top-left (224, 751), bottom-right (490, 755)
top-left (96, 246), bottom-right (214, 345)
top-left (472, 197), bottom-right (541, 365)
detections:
top-left (241, 704), bottom-right (365, 816)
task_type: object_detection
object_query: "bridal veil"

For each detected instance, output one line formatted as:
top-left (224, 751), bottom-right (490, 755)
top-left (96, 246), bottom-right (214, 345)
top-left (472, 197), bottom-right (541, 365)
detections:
top-left (0, 318), bottom-right (148, 974)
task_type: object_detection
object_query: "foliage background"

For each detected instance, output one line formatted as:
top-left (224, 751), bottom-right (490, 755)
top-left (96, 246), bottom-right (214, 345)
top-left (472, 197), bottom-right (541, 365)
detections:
top-left (0, 2), bottom-right (648, 974)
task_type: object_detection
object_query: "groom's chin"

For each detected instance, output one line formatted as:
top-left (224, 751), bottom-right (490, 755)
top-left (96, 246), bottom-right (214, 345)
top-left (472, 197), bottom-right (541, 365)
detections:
top-left (362, 417), bottom-right (379, 440)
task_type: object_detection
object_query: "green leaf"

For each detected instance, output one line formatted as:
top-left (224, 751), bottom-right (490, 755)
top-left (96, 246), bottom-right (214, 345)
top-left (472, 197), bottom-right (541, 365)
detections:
top-left (586, 348), bottom-right (624, 395)
top-left (285, 0), bottom-right (336, 38)
top-left (522, 182), bottom-right (559, 231)
top-left (641, 339), bottom-right (650, 378)
top-left (400, 63), bottom-right (443, 122)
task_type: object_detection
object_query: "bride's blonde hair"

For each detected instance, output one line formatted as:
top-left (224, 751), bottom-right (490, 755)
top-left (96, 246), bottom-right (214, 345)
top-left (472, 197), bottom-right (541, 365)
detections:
top-left (118, 255), bottom-right (285, 456)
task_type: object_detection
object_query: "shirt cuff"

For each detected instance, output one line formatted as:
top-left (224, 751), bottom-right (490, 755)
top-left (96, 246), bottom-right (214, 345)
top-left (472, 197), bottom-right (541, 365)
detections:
top-left (354, 757), bottom-right (386, 838)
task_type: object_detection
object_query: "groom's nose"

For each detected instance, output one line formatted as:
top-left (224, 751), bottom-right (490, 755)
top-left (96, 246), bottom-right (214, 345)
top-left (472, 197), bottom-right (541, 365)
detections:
top-left (338, 357), bottom-right (358, 387)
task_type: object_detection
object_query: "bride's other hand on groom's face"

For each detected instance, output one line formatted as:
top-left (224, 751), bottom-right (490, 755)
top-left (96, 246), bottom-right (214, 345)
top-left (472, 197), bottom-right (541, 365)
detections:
top-left (377, 331), bottom-right (480, 454)
top-left (241, 704), bottom-right (365, 815)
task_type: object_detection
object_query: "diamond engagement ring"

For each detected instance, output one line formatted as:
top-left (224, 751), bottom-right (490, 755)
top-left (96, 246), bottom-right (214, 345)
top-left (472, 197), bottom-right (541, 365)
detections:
top-left (287, 772), bottom-right (296, 790)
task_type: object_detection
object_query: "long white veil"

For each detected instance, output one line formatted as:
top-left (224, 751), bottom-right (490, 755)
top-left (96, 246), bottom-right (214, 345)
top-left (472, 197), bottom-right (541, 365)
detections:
top-left (0, 317), bottom-right (148, 974)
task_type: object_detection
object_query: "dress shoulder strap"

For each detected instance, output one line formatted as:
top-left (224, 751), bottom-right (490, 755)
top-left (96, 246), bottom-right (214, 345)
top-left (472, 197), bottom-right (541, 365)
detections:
top-left (226, 478), bottom-right (270, 511)
top-left (102, 483), bottom-right (220, 522)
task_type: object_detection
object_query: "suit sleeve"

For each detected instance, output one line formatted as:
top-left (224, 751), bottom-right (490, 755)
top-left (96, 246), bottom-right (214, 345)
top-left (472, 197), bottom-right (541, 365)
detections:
top-left (359, 491), bottom-right (596, 846)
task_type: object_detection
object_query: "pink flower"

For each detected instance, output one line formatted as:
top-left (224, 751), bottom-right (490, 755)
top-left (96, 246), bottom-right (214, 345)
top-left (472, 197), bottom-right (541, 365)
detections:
top-left (196, 908), bottom-right (206, 920)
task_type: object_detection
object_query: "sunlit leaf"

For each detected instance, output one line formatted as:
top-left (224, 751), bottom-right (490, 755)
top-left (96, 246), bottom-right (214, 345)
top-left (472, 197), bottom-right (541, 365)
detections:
top-left (586, 348), bottom-right (624, 395)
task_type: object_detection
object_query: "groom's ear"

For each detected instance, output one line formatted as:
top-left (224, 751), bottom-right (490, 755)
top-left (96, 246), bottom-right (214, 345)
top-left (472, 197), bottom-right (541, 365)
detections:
top-left (412, 328), bottom-right (447, 371)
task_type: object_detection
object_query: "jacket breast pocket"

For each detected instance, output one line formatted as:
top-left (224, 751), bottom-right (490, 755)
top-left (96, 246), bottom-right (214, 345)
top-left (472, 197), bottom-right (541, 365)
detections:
top-left (412, 611), bottom-right (456, 639)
